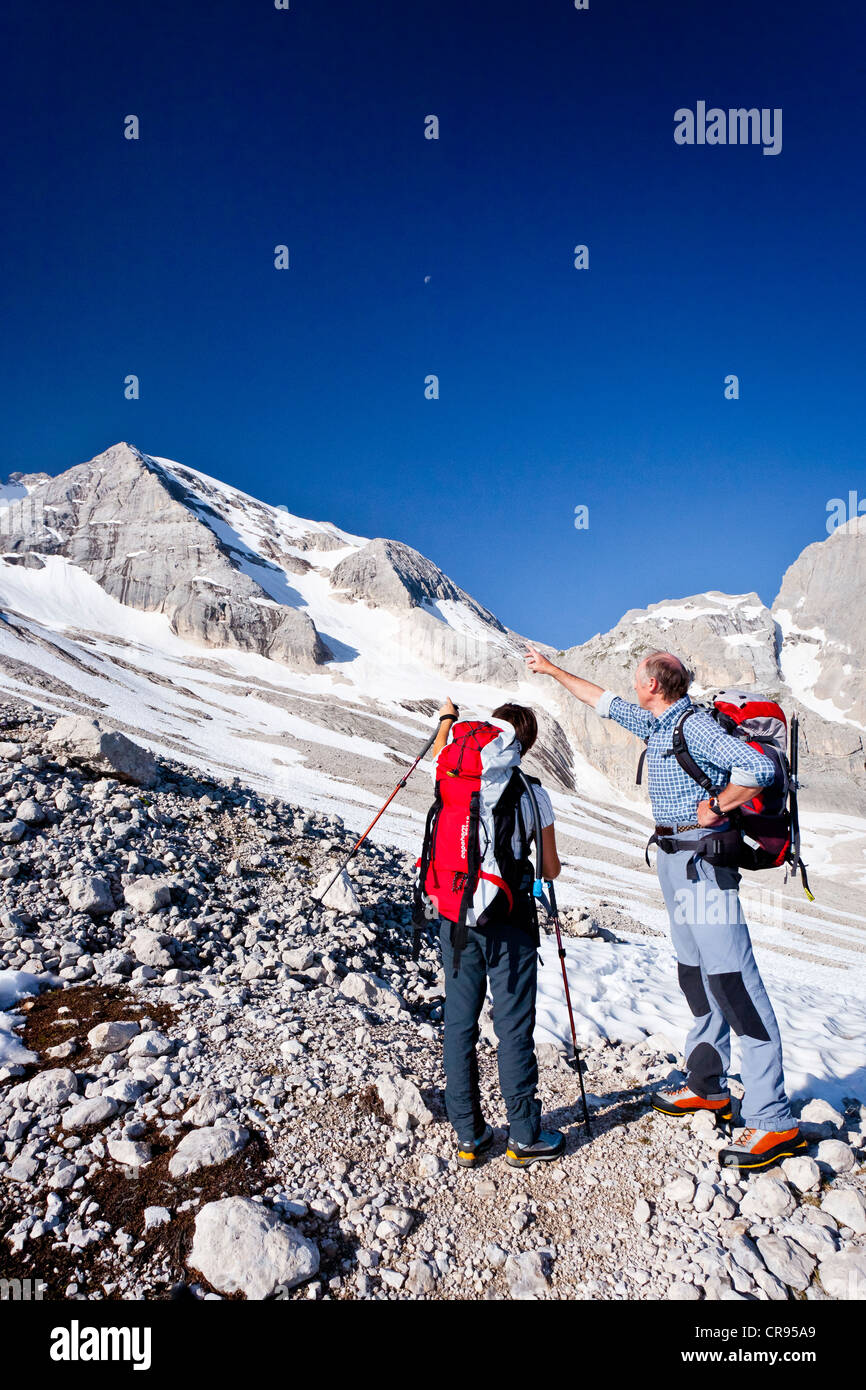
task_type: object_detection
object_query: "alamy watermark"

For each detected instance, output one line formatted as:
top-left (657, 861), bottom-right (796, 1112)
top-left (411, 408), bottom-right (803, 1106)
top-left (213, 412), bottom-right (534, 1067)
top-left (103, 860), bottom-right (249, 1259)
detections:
top-left (0, 1276), bottom-right (47, 1300)
top-left (675, 103), bottom-right (782, 156)
top-left (826, 490), bottom-right (866, 536)
top-left (50, 1320), bottom-right (151, 1371)
top-left (674, 882), bottom-right (786, 931)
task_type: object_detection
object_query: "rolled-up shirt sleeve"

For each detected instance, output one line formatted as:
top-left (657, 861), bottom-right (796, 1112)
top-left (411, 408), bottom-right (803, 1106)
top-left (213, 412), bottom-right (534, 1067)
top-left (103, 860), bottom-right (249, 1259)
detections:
top-left (596, 691), bottom-right (654, 741)
top-left (693, 723), bottom-right (776, 788)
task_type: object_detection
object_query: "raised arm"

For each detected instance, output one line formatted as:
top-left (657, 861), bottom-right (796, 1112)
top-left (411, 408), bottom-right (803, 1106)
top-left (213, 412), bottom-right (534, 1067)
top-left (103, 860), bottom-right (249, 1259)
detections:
top-left (430, 697), bottom-right (459, 759)
top-left (524, 647), bottom-right (605, 707)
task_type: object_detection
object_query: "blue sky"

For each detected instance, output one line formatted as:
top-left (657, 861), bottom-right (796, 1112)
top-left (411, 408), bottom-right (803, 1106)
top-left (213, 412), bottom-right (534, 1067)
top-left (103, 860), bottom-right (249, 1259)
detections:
top-left (1, 0), bottom-right (864, 650)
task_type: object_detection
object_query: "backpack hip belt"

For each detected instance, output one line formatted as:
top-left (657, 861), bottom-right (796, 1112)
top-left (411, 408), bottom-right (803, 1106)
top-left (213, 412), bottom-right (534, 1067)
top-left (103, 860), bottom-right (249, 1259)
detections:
top-left (645, 826), bottom-right (742, 881)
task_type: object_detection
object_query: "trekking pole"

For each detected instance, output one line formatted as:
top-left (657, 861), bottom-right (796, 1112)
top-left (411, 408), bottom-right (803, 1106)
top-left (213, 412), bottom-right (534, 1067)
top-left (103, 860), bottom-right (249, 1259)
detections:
top-left (544, 877), bottom-right (592, 1134)
top-left (313, 712), bottom-right (456, 907)
top-left (518, 772), bottom-right (592, 1135)
top-left (788, 714), bottom-right (815, 902)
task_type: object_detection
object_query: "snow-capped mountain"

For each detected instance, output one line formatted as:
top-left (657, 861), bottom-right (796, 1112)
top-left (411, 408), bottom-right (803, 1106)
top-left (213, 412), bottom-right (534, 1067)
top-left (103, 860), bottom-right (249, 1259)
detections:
top-left (0, 442), bottom-right (864, 979)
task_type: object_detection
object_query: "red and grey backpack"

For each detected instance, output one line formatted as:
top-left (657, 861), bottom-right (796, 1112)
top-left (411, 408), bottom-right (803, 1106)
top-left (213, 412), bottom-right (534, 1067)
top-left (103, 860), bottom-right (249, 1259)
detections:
top-left (651, 689), bottom-right (812, 898)
top-left (412, 720), bottom-right (539, 970)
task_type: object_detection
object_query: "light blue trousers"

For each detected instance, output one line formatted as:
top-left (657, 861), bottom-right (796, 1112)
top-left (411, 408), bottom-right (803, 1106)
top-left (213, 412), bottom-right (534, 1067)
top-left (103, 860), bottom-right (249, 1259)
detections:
top-left (655, 828), bottom-right (794, 1130)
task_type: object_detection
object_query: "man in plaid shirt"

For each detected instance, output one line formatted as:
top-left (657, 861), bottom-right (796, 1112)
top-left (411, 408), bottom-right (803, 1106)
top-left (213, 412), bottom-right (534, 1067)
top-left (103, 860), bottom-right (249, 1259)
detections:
top-left (525, 646), bottom-right (805, 1173)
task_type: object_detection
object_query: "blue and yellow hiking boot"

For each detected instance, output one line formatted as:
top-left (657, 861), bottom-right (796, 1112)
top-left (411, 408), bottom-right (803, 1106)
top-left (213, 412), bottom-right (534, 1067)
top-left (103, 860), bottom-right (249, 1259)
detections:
top-left (505, 1128), bottom-right (565, 1168)
top-left (650, 1083), bottom-right (733, 1123)
top-left (456, 1123), bottom-right (494, 1168)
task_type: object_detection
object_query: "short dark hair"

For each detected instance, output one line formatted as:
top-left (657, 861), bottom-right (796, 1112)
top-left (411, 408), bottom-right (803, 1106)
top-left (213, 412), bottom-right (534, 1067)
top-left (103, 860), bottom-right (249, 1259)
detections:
top-left (492, 703), bottom-right (538, 754)
top-left (641, 651), bottom-right (692, 701)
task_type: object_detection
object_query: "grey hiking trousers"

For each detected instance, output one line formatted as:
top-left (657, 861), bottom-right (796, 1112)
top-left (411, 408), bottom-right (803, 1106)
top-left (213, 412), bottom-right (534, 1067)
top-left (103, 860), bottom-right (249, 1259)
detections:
top-left (655, 827), bottom-right (794, 1130)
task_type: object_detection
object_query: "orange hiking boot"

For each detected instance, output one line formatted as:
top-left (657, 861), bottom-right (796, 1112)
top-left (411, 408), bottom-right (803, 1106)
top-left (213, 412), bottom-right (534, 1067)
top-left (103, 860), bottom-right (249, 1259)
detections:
top-left (650, 1083), bottom-right (733, 1122)
top-left (719, 1126), bottom-right (807, 1172)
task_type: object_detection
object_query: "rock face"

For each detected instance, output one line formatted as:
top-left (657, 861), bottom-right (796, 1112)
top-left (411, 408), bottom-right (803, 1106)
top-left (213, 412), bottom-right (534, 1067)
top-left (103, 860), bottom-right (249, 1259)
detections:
top-left (8, 443), bottom-right (331, 672)
top-left (548, 572), bottom-right (866, 814)
top-left (48, 716), bottom-right (158, 788)
top-left (552, 592), bottom-right (782, 795)
top-left (3, 439), bottom-right (864, 839)
top-left (774, 518), bottom-right (866, 727)
top-left (330, 536), bottom-right (503, 624)
top-left (189, 1197), bottom-right (319, 1298)
top-left (329, 537), bottom-right (528, 684)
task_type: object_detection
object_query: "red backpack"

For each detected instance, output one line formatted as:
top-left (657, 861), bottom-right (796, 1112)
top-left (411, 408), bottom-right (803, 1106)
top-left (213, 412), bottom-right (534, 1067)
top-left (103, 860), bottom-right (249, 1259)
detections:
top-left (412, 720), bottom-right (538, 967)
top-left (666, 690), bottom-right (812, 897)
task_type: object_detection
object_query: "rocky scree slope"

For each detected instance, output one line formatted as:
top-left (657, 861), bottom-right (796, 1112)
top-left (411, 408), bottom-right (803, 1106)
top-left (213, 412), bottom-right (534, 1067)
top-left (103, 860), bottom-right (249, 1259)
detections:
top-left (0, 704), bottom-right (864, 1302)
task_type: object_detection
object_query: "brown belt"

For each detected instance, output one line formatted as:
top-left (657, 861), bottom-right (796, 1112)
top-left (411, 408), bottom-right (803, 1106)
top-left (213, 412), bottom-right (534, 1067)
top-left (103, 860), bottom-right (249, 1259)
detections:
top-left (654, 823), bottom-right (701, 835)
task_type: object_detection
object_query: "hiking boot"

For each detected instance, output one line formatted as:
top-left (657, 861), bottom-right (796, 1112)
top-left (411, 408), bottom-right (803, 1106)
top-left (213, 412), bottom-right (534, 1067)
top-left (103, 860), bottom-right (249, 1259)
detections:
top-left (456, 1123), bottom-right (494, 1168)
top-left (719, 1126), bottom-right (807, 1172)
top-left (505, 1128), bottom-right (565, 1168)
top-left (650, 1083), bottom-right (732, 1122)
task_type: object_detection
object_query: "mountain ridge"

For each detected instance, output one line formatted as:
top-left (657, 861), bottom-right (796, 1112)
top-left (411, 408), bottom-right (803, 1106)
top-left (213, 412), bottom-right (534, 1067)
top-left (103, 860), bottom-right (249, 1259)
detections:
top-left (1, 442), bottom-right (864, 895)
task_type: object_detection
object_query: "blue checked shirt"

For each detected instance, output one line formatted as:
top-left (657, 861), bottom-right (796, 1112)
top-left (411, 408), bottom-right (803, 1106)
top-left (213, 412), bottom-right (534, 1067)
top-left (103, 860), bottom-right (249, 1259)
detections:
top-left (596, 692), bottom-right (775, 826)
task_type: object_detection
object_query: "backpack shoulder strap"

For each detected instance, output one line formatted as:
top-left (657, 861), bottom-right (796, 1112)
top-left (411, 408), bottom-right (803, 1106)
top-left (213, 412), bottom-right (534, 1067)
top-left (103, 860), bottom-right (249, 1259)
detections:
top-left (517, 770), bottom-right (544, 886)
top-left (669, 708), bottom-right (720, 795)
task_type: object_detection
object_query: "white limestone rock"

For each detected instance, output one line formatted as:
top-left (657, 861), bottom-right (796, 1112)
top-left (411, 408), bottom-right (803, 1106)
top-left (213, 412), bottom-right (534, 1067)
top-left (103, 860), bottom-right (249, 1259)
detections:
top-left (48, 713), bottom-right (158, 787)
top-left (314, 869), bottom-right (360, 916)
top-left (87, 1020), bottom-right (140, 1053)
top-left (62, 875), bottom-right (115, 916)
top-left (26, 1068), bottom-right (78, 1108)
top-left (821, 1187), bottom-right (866, 1235)
top-left (375, 1072), bottom-right (433, 1129)
top-left (189, 1196), bottom-right (319, 1299)
top-left (124, 877), bottom-right (172, 914)
top-left (168, 1123), bottom-right (249, 1179)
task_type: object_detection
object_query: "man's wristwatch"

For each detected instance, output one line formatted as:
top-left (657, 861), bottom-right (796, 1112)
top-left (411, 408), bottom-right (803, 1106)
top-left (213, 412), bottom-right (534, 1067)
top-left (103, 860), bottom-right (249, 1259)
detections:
top-left (709, 796), bottom-right (723, 817)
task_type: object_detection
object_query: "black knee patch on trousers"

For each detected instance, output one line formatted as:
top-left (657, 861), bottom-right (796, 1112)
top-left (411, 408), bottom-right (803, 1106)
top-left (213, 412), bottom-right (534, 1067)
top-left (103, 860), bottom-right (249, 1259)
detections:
top-left (686, 1042), bottom-right (724, 1098)
top-left (678, 962), bottom-right (710, 1017)
top-left (708, 971), bottom-right (771, 1041)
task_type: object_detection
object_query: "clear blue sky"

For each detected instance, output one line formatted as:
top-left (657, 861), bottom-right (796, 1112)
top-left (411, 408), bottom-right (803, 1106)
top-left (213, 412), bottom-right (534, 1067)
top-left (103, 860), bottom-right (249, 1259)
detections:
top-left (2, 0), bottom-right (864, 649)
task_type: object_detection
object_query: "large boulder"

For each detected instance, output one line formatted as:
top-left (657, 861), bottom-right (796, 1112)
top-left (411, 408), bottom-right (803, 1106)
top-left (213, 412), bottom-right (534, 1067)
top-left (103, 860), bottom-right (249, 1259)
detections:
top-left (739, 1174), bottom-right (796, 1222)
top-left (821, 1187), bottom-right (866, 1235)
top-left (47, 714), bottom-right (158, 787)
top-left (189, 1197), bottom-right (319, 1298)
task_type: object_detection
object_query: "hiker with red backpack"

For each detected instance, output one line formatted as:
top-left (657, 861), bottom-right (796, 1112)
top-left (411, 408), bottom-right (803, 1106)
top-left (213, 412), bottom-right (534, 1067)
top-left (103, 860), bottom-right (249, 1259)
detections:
top-left (414, 697), bottom-right (566, 1169)
top-left (524, 647), bottom-right (808, 1173)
